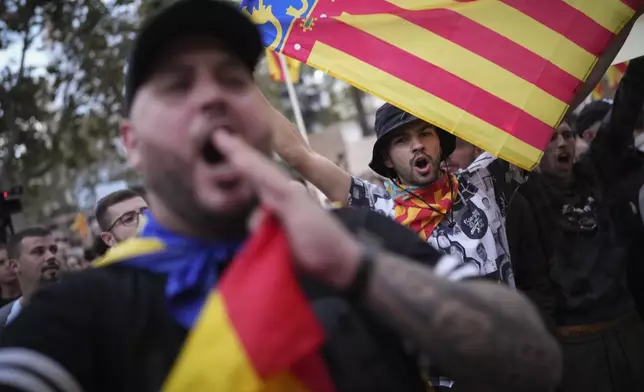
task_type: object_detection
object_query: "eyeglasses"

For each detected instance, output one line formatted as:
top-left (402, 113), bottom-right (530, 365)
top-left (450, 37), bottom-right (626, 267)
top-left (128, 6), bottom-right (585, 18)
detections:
top-left (108, 208), bottom-right (148, 232)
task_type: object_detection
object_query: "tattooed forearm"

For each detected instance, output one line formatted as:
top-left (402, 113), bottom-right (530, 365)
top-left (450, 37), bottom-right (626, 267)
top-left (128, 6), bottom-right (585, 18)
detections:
top-left (365, 252), bottom-right (562, 392)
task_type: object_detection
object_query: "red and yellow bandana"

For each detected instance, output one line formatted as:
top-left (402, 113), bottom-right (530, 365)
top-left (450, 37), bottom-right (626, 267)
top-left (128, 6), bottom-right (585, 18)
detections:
top-left (385, 172), bottom-right (459, 241)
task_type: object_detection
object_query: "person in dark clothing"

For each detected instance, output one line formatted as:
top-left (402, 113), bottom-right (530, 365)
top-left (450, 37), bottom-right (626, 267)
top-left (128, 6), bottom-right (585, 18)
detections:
top-left (443, 140), bottom-right (557, 332)
top-left (0, 245), bottom-right (19, 309)
top-left (520, 56), bottom-right (644, 392)
top-left (599, 102), bottom-right (644, 321)
top-left (0, 207), bottom-right (452, 392)
top-left (0, 1), bottom-right (560, 392)
top-left (442, 163), bottom-right (558, 392)
top-left (505, 192), bottom-right (556, 333)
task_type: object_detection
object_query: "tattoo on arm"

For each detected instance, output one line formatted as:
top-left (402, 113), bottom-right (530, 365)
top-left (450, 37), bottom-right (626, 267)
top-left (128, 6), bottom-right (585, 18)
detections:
top-left (365, 252), bottom-right (562, 391)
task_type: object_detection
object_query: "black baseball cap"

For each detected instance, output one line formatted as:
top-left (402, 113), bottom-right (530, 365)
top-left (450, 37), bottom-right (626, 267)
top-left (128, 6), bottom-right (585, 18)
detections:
top-left (123, 0), bottom-right (263, 116)
top-left (368, 103), bottom-right (456, 178)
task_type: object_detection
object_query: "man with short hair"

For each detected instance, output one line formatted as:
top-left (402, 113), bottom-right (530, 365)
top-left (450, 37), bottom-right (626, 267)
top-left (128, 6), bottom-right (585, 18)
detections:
top-left (0, 228), bottom-right (60, 330)
top-left (0, 244), bottom-right (19, 308)
top-left (95, 189), bottom-right (148, 246)
top-left (443, 138), bottom-right (481, 174)
top-left (0, 1), bottom-right (560, 391)
top-left (575, 99), bottom-right (613, 143)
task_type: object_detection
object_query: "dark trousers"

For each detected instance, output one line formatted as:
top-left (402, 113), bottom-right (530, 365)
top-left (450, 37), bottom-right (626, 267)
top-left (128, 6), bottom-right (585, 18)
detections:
top-left (557, 313), bottom-right (644, 392)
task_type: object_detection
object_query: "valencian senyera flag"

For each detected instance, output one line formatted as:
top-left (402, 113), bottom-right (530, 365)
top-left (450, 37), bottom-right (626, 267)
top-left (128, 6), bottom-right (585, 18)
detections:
top-left (240, 0), bottom-right (643, 170)
top-left (96, 214), bottom-right (335, 392)
top-left (266, 49), bottom-right (302, 83)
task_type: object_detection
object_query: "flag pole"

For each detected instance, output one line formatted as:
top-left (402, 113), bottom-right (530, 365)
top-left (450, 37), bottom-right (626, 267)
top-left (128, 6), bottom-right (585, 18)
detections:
top-left (276, 53), bottom-right (327, 205)
top-left (277, 53), bottom-right (309, 143)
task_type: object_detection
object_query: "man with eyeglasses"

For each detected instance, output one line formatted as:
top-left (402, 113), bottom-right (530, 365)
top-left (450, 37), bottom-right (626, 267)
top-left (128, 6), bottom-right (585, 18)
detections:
top-left (95, 189), bottom-right (148, 247)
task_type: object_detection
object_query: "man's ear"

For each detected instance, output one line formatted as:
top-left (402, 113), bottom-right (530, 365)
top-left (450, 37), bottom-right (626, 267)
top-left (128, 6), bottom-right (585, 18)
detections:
top-left (382, 151), bottom-right (393, 169)
top-left (9, 259), bottom-right (18, 274)
top-left (121, 120), bottom-right (142, 170)
top-left (100, 232), bottom-right (115, 247)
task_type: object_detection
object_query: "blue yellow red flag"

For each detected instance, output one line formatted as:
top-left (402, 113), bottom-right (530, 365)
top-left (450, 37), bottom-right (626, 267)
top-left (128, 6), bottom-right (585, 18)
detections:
top-left (240, 0), bottom-right (643, 169)
top-left (96, 213), bottom-right (336, 392)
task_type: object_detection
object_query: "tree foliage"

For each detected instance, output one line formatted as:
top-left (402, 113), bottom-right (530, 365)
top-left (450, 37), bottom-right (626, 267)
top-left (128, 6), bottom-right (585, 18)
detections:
top-left (0, 0), bottom-right (369, 221)
top-left (1, 0), bottom-right (139, 220)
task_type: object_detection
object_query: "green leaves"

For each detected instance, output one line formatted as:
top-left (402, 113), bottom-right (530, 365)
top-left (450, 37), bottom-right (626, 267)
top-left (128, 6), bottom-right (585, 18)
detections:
top-left (1, 0), bottom-right (138, 218)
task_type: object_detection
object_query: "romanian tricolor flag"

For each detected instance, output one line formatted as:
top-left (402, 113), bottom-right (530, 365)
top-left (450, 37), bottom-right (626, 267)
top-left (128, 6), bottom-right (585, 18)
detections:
top-left (240, 0), bottom-right (642, 170)
top-left (266, 48), bottom-right (302, 83)
top-left (97, 215), bottom-right (335, 391)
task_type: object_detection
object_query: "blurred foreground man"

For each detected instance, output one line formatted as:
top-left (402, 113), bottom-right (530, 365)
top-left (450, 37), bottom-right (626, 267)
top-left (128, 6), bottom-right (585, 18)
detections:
top-left (0, 1), bottom-right (560, 392)
top-left (521, 57), bottom-right (644, 392)
top-left (0, 228), bottom-right (60, 332)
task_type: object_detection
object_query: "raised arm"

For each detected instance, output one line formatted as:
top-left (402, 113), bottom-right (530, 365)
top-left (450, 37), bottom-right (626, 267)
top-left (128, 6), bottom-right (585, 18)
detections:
top-left (591, 56), bottom-right (644, 169)
top-left (216, 129), bottom-right (563, 392)
top-left (365, 251), bottom-right (562, 392)
top-left (267, 102), bottom-right (353, 204)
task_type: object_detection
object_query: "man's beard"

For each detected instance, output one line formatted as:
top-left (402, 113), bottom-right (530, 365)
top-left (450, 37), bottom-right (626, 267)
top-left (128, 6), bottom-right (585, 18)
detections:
top-left (142, 144), bottom-right (256, 240)
top-left (397, 158), bottom-right (440, 186)
top-left (39, 273), bottom-right (59, 284)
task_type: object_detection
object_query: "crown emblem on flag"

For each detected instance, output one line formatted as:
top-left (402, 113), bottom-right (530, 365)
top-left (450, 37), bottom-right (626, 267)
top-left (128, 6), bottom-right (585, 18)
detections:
top-left (300, 16), bottom-right (316, 31)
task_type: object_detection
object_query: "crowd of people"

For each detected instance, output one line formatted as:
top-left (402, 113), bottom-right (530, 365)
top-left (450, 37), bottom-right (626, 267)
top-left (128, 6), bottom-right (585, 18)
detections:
top-left (0, 0), bottom-right (643, 391)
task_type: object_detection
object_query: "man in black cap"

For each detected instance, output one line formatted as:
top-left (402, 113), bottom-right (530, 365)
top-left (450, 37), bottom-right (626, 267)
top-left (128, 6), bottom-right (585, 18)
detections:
top-left (0, 1), bottom-right (561, 391)
top-left (272, 101), bottom-right (514, 287)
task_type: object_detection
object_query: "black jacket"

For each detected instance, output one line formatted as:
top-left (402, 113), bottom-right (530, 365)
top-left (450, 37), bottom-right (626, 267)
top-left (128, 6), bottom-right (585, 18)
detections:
top-left (0, 207), bottom-right (443, 392)
top-left (505, 192), bottom-right (556, 332)
top-left (484, 159), bottom-right (556, 332)
top-left (520, 57), bottom-right (644, 326)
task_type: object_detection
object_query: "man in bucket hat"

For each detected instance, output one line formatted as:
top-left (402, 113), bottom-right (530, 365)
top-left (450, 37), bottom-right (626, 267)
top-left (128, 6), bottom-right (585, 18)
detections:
top-left (272, 101), bottom-right (514, 287)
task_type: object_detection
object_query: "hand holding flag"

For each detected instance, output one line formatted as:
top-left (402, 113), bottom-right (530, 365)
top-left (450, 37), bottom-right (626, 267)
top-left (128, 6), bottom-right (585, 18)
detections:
top-left (242, 0), bottom-right (643, 170)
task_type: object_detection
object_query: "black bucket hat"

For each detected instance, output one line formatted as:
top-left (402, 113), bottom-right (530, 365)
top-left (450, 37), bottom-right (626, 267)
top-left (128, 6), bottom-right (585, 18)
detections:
top-left (368, 103), bottom-right (456, 178)
top-left (123, 0), bottom-right (263, 116)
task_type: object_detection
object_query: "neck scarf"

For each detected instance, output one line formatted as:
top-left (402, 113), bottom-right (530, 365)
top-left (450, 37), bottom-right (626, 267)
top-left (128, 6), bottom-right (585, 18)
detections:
top-left (384, 171), bottom-right (458, 241)
top-left (98, 211), bottom-right (243, 328)
top-left (96, 212), bottom-right (335, 391)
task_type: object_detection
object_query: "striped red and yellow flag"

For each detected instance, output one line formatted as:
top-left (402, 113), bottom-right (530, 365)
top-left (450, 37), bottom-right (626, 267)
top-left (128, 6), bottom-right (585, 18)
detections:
top-left (241, 0), bottom-right (643, 169)
top-left (591, 83), bottom-right (605, 100)
top-left (266, 49), bottom-right (302, 83)
top-left (591, 61), bottom-right (629, 99)
top-left (95, 215), bottom-right (335, 391)
top-left (163, 214), bottom-right (335, 391)
top-left (607, 61), bottom-right (630, 88)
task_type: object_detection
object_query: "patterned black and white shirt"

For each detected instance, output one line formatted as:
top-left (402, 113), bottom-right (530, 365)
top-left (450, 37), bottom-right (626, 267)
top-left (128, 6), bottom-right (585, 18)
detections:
top-left (347, 153), bottom-right (515, 287)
